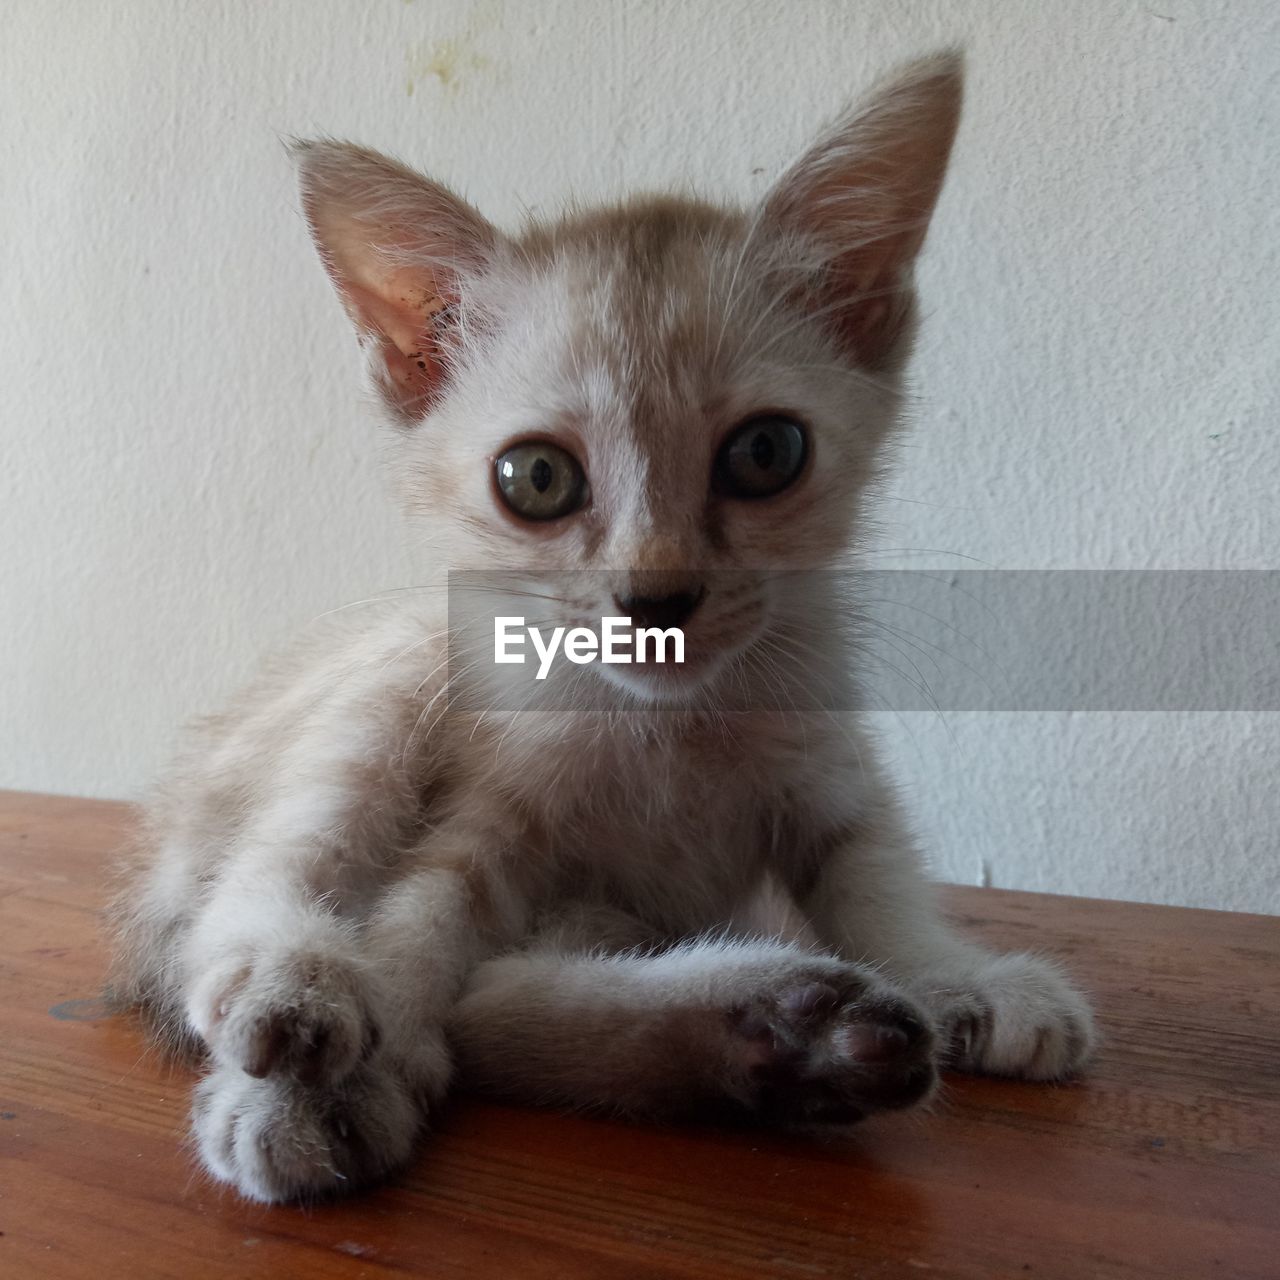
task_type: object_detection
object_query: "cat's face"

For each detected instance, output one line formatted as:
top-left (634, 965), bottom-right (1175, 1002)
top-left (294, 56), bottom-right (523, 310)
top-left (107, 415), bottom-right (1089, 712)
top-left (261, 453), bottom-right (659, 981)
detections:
top-left (298, 54), bottom-right (961, 704)
top-left (412, 202), bottom-right (909, 700)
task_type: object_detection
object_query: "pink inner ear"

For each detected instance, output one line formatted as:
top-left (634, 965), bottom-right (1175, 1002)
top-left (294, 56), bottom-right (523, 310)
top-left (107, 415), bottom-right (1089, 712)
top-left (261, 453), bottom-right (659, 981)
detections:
top-left (297, 141), bottom-right (500, 420)
top-left (341, 269), bottom-right (456, 419)
top-left (823, 255), bottom-right (914, 369)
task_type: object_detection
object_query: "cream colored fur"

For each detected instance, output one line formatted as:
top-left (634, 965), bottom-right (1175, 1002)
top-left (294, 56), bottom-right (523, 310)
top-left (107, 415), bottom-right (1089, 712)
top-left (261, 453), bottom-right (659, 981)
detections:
top-left (111, 52), bottom-right (1095, 1204)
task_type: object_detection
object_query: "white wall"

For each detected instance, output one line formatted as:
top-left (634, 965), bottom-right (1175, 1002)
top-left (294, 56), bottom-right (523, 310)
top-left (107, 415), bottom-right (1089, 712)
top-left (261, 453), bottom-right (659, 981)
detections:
top-left (3, 0), bottom-right (1277, 912)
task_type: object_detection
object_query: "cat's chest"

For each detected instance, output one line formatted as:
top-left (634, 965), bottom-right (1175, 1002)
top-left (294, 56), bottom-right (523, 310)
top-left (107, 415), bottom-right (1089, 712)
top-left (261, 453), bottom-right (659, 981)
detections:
top-left (494, 714), bottom-right (831, 928)
top-left (519, 716), bottom-right (788, 824)
top-left (554, 777), bottom-right (768, 932)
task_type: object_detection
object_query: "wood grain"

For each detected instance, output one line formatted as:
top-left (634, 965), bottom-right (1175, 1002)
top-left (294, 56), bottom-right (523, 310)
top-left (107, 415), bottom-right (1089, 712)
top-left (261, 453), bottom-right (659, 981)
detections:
top-left (1, 790), bottom-right (1276, 1279)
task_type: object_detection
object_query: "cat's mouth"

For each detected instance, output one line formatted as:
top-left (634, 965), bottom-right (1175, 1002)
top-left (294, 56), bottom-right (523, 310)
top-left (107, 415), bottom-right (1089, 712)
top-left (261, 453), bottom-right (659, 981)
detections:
top-left (594, 641), bottom-right (727, 704)
top-left (588, 612), bottom-right (769, 707)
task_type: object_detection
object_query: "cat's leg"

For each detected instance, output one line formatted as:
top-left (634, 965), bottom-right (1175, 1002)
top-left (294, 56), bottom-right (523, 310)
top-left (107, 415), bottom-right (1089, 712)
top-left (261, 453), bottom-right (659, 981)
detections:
top-left (188, 820), bottom-right (527, 1202)
top-left (108, 829), bottom-right (208, 1058)
top-left (183, 864), bottom-right (380, 1088)
top-left (802, 805), bottom-right (1096, 1081)
top-left (449, 926), bottom-right (937, 1124)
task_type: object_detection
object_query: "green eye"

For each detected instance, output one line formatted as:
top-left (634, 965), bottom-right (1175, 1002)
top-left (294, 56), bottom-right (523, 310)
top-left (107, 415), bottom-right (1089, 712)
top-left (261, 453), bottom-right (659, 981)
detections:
top-left (714, 415), bottom-right (808, 498)
top-left (495, 441), bottom-right (588, 521)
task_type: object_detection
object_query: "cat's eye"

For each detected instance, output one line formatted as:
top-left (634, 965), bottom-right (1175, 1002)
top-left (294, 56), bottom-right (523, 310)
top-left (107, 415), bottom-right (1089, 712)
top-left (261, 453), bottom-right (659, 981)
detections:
top-left (713, 415), bottom-right (808, 499)
top-left (495, 441), bottom-right (588, 521)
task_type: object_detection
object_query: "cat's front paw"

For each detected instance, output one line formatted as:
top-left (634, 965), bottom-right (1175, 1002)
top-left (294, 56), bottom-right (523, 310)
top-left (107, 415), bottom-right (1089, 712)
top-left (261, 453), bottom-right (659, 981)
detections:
top-left (727, 967), bottom-right (937, 1124)
top-left (192, 1058), bottom-right (426, 1203)
top-left (188, 943), bottom-right (384, 1086)
top-left (926, 952), bottom-right (1096, 1081)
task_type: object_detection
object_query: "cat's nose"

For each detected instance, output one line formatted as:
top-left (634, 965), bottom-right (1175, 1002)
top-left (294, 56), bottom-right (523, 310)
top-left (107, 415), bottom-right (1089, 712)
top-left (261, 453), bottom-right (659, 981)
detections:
top-left (612, 587), bottom-right (705, 631)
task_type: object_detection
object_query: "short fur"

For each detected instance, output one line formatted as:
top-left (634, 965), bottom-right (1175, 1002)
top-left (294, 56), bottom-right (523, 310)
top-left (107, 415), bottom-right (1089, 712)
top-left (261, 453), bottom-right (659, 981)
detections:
top-left (111, 53), bottom-right (1095, 1204)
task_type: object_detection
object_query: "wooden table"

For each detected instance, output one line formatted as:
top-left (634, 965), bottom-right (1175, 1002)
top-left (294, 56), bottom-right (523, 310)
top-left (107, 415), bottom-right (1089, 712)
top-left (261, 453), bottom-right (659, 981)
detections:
top-left (2, 792), bottom-right (1277, 1279)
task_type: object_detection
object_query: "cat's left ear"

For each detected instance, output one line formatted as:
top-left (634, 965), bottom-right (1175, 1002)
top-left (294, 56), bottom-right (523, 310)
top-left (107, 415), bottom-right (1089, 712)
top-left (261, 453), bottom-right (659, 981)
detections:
top-left (294, 140), bottom-right (499, 422)
top-left (761, 51), bottom-right (963, 369)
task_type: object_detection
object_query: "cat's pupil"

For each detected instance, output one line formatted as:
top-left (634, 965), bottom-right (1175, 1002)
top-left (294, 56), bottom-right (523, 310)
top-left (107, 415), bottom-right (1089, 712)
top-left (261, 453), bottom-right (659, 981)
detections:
top-left (494, 441), bottom-right (587, 520)
top-left (750, 432), bottom-right (776, 470)
top-left (712, 415), bottom-right (807, 499)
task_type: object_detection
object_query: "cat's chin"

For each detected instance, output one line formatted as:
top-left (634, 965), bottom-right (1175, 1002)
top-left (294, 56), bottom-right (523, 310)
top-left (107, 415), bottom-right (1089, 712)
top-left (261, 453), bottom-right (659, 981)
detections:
top-left (594, 648), bottom-right (731, 707)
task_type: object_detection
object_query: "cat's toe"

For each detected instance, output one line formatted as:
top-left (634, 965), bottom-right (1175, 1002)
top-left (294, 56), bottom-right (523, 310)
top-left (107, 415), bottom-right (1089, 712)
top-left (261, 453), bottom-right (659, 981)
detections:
top-left (931, 952), bottom-right (1097, 1081)
top-left (729, 970), bottom-right (937, 1124)
top-left (191, 947), bottom-right (383, 1085)
top-left (192, 1063), bottom-right (421, 1203)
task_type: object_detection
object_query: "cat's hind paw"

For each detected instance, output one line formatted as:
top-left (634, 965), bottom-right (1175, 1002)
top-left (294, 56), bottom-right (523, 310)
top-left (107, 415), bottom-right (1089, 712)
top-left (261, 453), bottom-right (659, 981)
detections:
top-left (727, 967), bottom-right (938, 1124)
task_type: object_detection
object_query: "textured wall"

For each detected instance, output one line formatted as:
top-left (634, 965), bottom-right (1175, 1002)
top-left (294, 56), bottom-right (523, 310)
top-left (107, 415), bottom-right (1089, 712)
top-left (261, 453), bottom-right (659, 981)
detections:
top-left (3, 0), bottom-right (1277, 910)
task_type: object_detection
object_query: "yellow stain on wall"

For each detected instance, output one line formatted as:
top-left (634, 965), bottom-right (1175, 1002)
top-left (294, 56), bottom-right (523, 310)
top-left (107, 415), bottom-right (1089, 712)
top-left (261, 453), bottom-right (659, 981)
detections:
top-left (403, 1), bottom-right (503, 97)
top-left (405, 37), bottom-right (492, 96)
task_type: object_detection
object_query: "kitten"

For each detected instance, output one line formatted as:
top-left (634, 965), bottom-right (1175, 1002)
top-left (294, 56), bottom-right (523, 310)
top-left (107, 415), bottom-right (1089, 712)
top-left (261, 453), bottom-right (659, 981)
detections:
top-left (110, 52), bottom-right (1095, 1204)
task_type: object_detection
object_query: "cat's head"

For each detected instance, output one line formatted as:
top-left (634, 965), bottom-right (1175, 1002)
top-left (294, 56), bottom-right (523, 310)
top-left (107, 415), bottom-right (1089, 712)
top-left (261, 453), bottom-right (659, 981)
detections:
top-left (297, 53), bottom-right (961, 705)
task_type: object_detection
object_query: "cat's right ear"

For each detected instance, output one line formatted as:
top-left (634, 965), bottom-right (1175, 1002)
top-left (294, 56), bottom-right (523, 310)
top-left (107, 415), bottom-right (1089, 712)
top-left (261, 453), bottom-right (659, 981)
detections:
top-left (293, 140), bottom-right (498, 423)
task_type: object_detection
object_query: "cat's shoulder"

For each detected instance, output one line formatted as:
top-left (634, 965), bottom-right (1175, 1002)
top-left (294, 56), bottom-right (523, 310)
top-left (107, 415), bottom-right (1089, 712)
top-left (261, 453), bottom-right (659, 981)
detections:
top-left (181, 598), bottom-right (450, 751)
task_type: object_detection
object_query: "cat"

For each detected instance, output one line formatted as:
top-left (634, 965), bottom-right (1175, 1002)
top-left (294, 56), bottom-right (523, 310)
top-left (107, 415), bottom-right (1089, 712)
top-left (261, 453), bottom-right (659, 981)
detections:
top-left (110, 51), bottom-right (1095, 1204)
